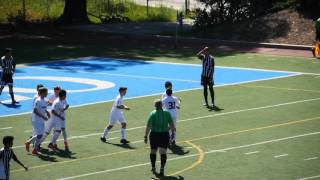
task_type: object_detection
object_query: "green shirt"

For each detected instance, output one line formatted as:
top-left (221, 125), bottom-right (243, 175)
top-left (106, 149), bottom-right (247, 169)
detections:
top-left (147, 109), bottom-right (173, 132)
top-left (316, 18), bottom-right (320, 31)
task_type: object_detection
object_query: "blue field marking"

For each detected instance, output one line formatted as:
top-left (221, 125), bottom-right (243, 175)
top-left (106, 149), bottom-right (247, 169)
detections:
top-left (0, 57), bottom-right (298, 117)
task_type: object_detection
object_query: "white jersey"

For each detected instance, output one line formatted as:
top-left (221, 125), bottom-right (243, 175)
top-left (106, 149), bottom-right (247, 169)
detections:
top-left (32, 93), bottom-right (39, 107)
top-left (51, 98), bottom-right (68, 122)
top-left (32, 97), bottom-right (48, 122)
top-left (162, 95), bottom-right (180, 120)
top-left (111, 95), bottom-right (124, 113)
top-left (161, 91), bottom-right (168, 99)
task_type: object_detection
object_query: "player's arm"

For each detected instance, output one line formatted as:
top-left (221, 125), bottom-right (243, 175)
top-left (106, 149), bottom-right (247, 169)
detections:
top-left (12, 59), bottom-right (16, 73)
top-left (63, 103), bottom-right (69, 111)
top-left (196, 47), bottom-right (208, 59)
top-left (144, 115), bottom-right (153, 144)
top-left (33, 106), bottom-right (48, 121)
top-left (52, 109), bottom-right (64, 121)
top-left (12, 152), bottom-right (28, 171)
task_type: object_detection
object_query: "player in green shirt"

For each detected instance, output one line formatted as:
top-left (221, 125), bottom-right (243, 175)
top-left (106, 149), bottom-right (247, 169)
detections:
top-left (144, 99), bottom-right (175, 177)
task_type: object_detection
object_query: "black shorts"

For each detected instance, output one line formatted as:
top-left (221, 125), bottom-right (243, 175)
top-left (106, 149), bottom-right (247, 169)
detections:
top-left (0, 73), bottom-right (13, 86)
top-left (149, 132), bottom-right (169, 149)
top-left (201, 75), bottom-right (214, 86)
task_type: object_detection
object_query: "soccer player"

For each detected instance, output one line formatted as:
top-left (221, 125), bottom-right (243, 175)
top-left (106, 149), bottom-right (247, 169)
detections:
top-left (0, 48), bottom-right (18, 104)
top-left (197, 46), bottom-right (220, 110)
top-left (101, 87), bottom-right (130, 144)
top-left (0, 136), bottom-right (28, 180)
top-left (25, 87), bottom-right (50, 155)
top-left (144, 99), bottom-right (175, 177)
top-left (44, 90), bottom-right (69, 151)
top-left (161, 89), bottom-right (180, 145)
top-left (40, 86), bottom-right (62, 150)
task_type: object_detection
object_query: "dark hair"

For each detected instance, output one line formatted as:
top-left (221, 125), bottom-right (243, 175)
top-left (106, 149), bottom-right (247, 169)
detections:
top-left (59, 89), bottom-right (67, 97)
top-left (119, 87), bottom-right (127, 92)
top-left (54, 86), bottom-right (61, 91)
top-left (38, 87), bottom-right (48, 94)
top-left (165, 81), bottom-right (172, 88)
top-left (3, 136), bottom-right (14, 145)
top-left (4, 48), bottom-right (12, 54)
top-left (166, 89), bottom-right (173, 96)
top-left (36, 84), bottom-right (44, 91)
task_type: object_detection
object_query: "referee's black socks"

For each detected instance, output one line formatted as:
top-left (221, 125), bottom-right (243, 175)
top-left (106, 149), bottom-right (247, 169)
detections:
top-left (150, 153), bottom-right (156, 168)
top-left (160, 154), bottom-right (167, 169)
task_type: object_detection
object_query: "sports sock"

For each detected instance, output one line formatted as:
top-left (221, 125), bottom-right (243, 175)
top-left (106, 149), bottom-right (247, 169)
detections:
top-left (40, 133), bottom-right (49, 143)
top-left (9, 92), bottom-right (15, 102)
top-left (102, 128), bottom-right (109, 138)
top-left (27, 135), bottom-right (37, 143)
top-left (34, 137), bottom-right (42, 151)
top-left (150, 153), bottom-right (156, 168)
top-left (121, 128), bottom-right (126, 139)
top-left (62, 130), bottom-right (67, 142)
top-left (51, 131), bottom-right (61, 144)
top-left (203, 86), bottom-right (208, 105)
top-left (209, 86), bottom-right (215, 105)
top-left (160, 154), bottom-right (167, 169)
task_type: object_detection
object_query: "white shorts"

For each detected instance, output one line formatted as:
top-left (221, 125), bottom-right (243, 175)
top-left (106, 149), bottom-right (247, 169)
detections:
top-left (109, 111), bottom-right (126, 125)
top-left (45, 119), bottom-right (61, 133)
top-left (32, 119), bottom-right (45, 135)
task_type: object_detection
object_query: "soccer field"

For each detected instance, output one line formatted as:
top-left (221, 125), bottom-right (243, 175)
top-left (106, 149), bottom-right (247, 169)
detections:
top-left (1, 52), bottom-right (320, 180)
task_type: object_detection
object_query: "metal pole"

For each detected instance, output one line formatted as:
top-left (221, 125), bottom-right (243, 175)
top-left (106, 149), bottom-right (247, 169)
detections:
top-left (147, 0), bottom-right (149, 16)
top-left (22, 0), bottom-right (26, 21)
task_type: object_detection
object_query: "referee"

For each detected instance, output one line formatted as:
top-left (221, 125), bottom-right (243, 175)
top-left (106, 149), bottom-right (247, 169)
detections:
top-left (0, 48), bottom-right (18, 104)
top-left (0, 136), bottom-right (28, 180)
top-left (144, 99), bottom-right (175, 177)
top-left (197, 46), bottom-right (219, 110)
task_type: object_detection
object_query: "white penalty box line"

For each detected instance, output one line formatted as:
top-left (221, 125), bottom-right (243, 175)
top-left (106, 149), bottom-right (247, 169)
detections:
top-left (11, 96), bottom-right (320, 150)
top-left (57, 131), bottom-right (320, 180)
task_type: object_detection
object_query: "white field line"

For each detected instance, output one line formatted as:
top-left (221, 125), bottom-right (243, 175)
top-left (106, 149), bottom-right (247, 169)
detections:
top-left (304, 157), bottom-right (318, 161)
top-left (1, 72), bottom-right (301, 118)
top-left (11, 97), bottom-right (320, 150)
top-left (298, 175), bottom-right (320, 180)
top-left (57, 131), bottom-right (320, 180)
top-left (274, 154), bottom-right (288, 158)
top-left (0, 127), bottom-right (13, 130)
top-left (245, 151), bottom-right (259, 155)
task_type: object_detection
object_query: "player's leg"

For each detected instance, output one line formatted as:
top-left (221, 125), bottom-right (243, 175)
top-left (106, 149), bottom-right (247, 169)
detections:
top-left (50, 129), bottom-right (62, 150)
top-left (101, 113), bottom-right (117, 142)
top-left (8, 83), bottom-right (17, 104)
top-left (209, 85), bottom-right (215, 106)
top-left (0, 85), bottom-right (4, 97)
top-left (32, 121), bottom-right (45, 155)
top-left (40, 119), bottom-right (53, 144)
top-left (119, 115), bottom-right (129, 144)
top-left (149, 132), bottom-right (158, 173)
top-left (158, 132), bottom-right (170, 176)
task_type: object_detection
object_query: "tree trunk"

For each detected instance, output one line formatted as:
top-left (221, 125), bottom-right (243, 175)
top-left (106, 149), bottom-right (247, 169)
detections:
top-left (58, 0), bottom-right (90, 24)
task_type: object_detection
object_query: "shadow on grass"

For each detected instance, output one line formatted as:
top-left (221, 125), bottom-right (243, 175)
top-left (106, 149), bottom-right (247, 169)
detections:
top-left (152, 174), bottom-right (184, 180)
top-left (1, 103), bottom-right (21, 109)
top-left (168, 144), bottom-right (189, 156)
top-left (40, 148), bottom-right (77, 159)
top-left (104, 141), bottom-right (136, 150)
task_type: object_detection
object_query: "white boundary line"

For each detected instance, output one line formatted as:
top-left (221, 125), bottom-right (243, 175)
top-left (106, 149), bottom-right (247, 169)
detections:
top-left (274, 154), bottom-right (288, 158)
top-left (11, 97), bottom-right (320, 149)
top-left (0, 127), bottom-right (13, 130)
top-left (244, 151), bottom-right (259, 155)
top-left (57, 131), bottom-right (320, 180)
top-left (303, 157), bottom-right (318, 161)
top-left (1, 73), bottom-right (301, 118)
top-left (298, 175), bottom-right (320, 180)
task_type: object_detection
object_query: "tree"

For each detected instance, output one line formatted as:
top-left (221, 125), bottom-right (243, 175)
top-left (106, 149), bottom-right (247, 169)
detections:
top-left (58, 0), bottom-right (90, 24)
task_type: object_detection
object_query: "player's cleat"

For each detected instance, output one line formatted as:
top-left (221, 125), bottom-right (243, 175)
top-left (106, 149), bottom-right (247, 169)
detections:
top-left (12, 100), bottom-right (19, 104)
top-left (100, 137), bottom-right (106, 142)
top-left (170, 140), bottom-right (176, 146)
top-left (48, 143), bottom-right (54, 150)
top-left (159, 168), bottom-right (164, 177)
top-left (53, 144), bottom-right (58, 150)
top-left (25, 142), bottom-right (30, 152)
top-left (32, 149), bottom-right (40, 156)
top-left (211, 105), bottom-right (222, 111)
top-left (120, 139), bottom-right (130, 144)
top-left (64, 141), bottom-right (69, 151)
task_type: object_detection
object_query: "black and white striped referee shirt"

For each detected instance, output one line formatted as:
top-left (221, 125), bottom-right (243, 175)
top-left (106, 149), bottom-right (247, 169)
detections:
top-left (199, 54), bottom-right (215, 77)
top-left (0, 147), bottom-right (17, 179)
top-left (1, 56), bottom-right (16, 74)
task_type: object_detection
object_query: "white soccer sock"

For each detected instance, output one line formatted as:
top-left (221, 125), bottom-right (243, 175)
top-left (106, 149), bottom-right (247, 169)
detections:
top-left (102, 128), bottom-right (109, 138)
top-left (40, 133), bottom-right (49, 143)
top-left (34, 137), bottom-right (41, 150)
top-left (51, 131), bottom-right (61, 144)
top-left (27, 135), bottom-right (37, 143)
top-left (62, 130), bottom-right (67, 142)
top-left (121, 128), bottom-right (126, 139)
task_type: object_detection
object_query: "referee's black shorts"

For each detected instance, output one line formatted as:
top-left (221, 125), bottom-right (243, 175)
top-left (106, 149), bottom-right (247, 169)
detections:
top-left (149, 132), bottom-right (169, 149)
top-left (201, 75), bottom-right (214, 86)
top-left (0, 73), bottom-right (13, 86)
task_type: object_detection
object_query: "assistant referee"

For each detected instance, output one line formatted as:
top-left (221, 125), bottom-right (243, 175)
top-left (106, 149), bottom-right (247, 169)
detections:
top-left (144, 99), bottom-right (175, 177)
